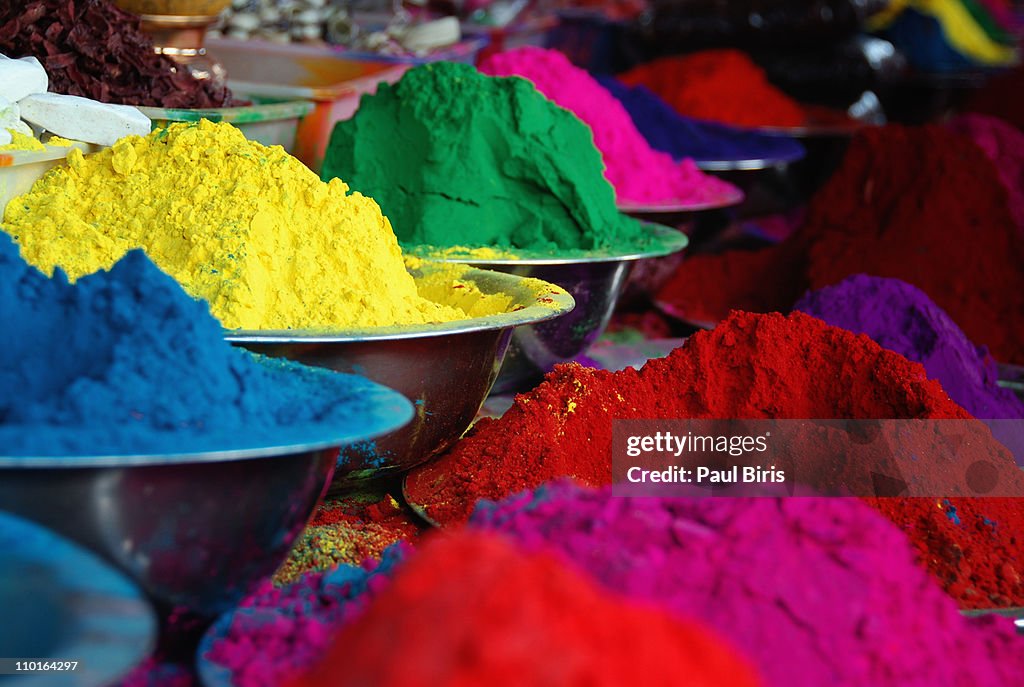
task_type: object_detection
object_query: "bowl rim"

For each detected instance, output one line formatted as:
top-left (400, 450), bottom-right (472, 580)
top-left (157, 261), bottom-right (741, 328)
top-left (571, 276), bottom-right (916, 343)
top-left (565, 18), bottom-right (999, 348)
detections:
top-left (406, 223), bottom-right (688, 267)
top-left (224, 263), bottom-right (576, 343)
top-left (617, 189), bottom-right (744, 214)
top-left (0, 384), bottom-right (414, 468)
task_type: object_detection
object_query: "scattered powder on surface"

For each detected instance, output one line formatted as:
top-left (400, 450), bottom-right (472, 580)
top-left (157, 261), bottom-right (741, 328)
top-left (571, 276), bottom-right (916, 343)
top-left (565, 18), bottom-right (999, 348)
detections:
top-left (0, 0), bottom-right (235, 108)
top-left (618, 50), bottom-right (806, 128)
top-left (477, 47), bottom-right (740, 205)
top-left (595, 75), bottom-right (806, 165)
top-left (795, 275), bottom-right (1024, 462)
top-left (291, 532), bottom-right (762, 687)
top-left (471, 482), bottom-right (1024, 686)
top-left (0, 233), bottom-right (406, 456)
top-left (273, 491), bottom-right (423, 586)
top-left (3, 120), bottom-right (510, 330)
top-left (657, 125), bottom-right (1024, 364)
top-left (202, 546), bottom-right (405, 687)
top-left (405, 310), bottom-right (1024, 526)
top-left (322, 62), bottom-right (650, 255)
top-left (948, 113), bottom-right (1024, 234)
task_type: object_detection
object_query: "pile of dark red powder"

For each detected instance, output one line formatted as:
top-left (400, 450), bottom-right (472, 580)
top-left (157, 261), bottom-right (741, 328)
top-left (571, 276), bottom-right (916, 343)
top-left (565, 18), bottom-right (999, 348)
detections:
top-left (0, 0), bottom-right (234, 108)
top-left (656, 124), bottom-right (1024, 364)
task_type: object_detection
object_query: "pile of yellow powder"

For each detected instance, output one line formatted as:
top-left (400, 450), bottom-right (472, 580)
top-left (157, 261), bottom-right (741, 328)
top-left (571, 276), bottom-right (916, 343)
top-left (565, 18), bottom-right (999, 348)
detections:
top-left (2, 120), bottom-right (512, 330)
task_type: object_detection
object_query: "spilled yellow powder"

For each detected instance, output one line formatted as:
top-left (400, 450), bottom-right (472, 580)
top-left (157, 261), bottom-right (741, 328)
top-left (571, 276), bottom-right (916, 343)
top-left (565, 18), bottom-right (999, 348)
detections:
top-left (3, 120), bottom-right (513, 330)
top-left (0, 130), bottom-right (45, 152)
top-left (44, 136), bottom-right (75, 147)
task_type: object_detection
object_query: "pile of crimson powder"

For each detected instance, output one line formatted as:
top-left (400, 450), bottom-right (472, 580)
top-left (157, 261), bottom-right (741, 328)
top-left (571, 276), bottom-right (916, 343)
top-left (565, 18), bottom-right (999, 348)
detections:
top-left (656, 124), bottom-right (1024, 365)
top-left (405, 310), bottom-right (1022, 526)
top-left (292, 532), bottom-right (762, 687)
top-left (0, 0), bottom-right (235, 108)
top-left (470, 481), bottom-right (1024, 686)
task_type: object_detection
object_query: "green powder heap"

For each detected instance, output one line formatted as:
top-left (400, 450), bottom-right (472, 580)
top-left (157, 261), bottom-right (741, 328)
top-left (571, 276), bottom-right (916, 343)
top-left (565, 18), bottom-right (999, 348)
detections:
top-left (322, 62), bottom-right (649, 255)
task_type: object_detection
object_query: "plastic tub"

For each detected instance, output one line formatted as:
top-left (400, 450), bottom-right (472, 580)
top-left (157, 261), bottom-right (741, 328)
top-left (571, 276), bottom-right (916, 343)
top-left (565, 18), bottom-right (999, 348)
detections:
top-left (137, 98), bottom-right (314, 153)
top-left (0, 142), bottom-right (99, 215)
top-left (208, 38), bottom-right (421, 170)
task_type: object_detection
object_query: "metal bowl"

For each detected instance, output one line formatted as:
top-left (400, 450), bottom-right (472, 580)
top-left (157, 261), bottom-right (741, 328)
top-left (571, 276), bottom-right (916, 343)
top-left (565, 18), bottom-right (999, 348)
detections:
top-left (414, 225), bottom-right (687, 393)
top-left (226, 264), bottom-right (575, 487)
top-left (0, 387), bottom-right (412, 623)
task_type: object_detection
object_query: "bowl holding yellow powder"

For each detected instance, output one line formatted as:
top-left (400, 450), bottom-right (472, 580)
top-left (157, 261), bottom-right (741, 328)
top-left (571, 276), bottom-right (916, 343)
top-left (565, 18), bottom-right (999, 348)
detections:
top-left (3, 120), bottom-right (576, 481)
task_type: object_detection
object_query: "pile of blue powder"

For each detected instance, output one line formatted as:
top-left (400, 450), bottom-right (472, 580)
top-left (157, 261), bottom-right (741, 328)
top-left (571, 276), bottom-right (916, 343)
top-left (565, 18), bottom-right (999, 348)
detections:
top-left (0, 234), bottom-right (409, 456)
top-left (596, 75), bottom-right (806, 165)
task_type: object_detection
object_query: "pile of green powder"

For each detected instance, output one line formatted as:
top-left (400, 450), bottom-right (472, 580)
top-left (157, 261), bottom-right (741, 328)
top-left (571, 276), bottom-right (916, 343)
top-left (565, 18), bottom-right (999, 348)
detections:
top-left (322, 62), bottom-right (649, 256)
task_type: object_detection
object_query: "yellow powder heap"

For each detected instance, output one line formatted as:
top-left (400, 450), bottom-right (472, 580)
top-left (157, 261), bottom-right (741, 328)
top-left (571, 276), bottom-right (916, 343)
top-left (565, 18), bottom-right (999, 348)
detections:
top-left (0, 129), bottom-right (45, 151)
top-left (3, 120), bottom-right (509, 330)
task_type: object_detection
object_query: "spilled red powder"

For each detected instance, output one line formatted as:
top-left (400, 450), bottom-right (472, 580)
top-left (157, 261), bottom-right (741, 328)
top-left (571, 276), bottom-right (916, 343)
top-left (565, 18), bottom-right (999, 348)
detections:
top-left (290, 532), bottom-right (762, 687)
top-left (868, 497), bottom-right (1024, 608)
top-left (618, 50), bottom-right (806, 128)
top-left (656, 124), bottom-right (1024, 364)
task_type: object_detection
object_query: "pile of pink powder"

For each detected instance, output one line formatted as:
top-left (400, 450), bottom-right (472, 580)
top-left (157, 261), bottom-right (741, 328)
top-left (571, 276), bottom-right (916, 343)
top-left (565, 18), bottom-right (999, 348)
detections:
top-left (948, 113), bottom-right (1024, 235)
top-left (478, 47), bottom-right (740, 206)
top-left (471, 481), bottom-right (1024, 687)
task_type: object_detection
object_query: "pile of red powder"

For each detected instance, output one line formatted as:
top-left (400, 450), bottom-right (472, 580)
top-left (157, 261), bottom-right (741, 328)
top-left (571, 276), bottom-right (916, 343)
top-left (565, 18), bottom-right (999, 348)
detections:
top-left (656, 124), bottom-right (1024, 364)
top-left (0, 0), bottom-right (234, 108)
top-left (290, 532), bottom-right (762, 687)
top-left (618, 49), bottom-right (806, 128)
top-left (405, 311), bottom-right (1024, 605)
top-left (477, 46), bottom-right (740, 205)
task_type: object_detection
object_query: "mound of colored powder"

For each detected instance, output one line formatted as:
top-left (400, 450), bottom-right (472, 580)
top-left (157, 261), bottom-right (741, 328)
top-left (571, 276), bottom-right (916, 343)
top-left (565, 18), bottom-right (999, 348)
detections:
top-left (3, 120), bottom-right (514, 330)
top-left (476, 47), bottom-right (739, 205)
top-left (795, 275), bottom-right (1024, 461)
top-left (291, 532), bottom-right (761, 687)
top-left (405, 310), bottom-right (1024, 526)
top-left (657, 125), bottom-right (1024, 364)
top-left (618, 50), bottom-right (806, 128)
top-left (202, 545), bottom-right (405, 687)
top-left (869, 496), bottom-right (1024, 607)
top-left (595, 75), bottom-right (806, 165)
top-left (471, 482), bottom-right (1024, 685)
top-left (948, 113), bottom-right (1024, 234)
top-left (0, 0), bottom-right (234, 108)
top-left (273, 491), bottom-right (422, 586)
top-left (0, 233), bottom-right (405, 456)
top-left (321, 62), bottom-right (649, 255)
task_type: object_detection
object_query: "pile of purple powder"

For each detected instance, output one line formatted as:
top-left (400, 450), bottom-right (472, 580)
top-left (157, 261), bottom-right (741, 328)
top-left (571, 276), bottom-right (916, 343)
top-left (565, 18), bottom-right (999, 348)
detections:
top-left (795, 274), bottom-right (1024, 463)
top-left (470, 481), bottom-right (1024, 687)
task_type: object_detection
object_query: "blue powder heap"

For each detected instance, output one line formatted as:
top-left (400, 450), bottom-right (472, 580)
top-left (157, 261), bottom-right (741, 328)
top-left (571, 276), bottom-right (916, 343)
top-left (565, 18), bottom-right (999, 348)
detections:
top-left (596, 75), bottom-right (806, 165)
top-left (0, 234), bottom-right (409, 457)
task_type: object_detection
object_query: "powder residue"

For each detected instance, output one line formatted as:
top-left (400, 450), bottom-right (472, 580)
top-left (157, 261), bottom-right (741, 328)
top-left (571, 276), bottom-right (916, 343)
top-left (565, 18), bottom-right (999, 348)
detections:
top-left (405, 310), bottom-right (1024, 526)
top-left (471, 482), bottom-right (1024, 686)
top-left (3, 120), bottom-right (509, 330)
top-left (273, 491), bottom-right (422, 586)
top-left (322, 61), bottom-right (650, 255)
top-left (0, 129), bottom-right (44, 151)
top-left (0, 233), bottom-right (405, 456)
top-left (291, 532), bottom-right (762, 687)
top-left (477, 47), bottom-right (740, 205)
top-left (795, 275), bottom-right (1024, 462)
top-left (948, 113), bottom-right (1024, 234)
top-left (596, 75), bottom-right (806, 165)
top-left (202, 546), bottom-right (405, 687)
top-left (0, 0), bottom-right (235, 108)
top-left (618, 50), bottom-right (806, 128)
top-left (656, 125), bottom-right (1024, 364)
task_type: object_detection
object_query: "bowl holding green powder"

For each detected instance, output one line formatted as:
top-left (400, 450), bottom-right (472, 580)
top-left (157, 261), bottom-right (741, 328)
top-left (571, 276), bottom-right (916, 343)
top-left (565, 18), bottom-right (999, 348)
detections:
top-left (322, 63), bottom-right (689, 389)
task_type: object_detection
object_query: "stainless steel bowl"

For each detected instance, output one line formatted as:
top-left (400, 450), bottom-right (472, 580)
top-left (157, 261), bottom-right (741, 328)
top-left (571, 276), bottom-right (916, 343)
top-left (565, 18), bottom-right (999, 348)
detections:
top-left (0, 389), bottom-right (412, 622)
top-left (416, 225), bottom-right (687, 393)
top-left (226, 264), bottom-right (575, 487)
